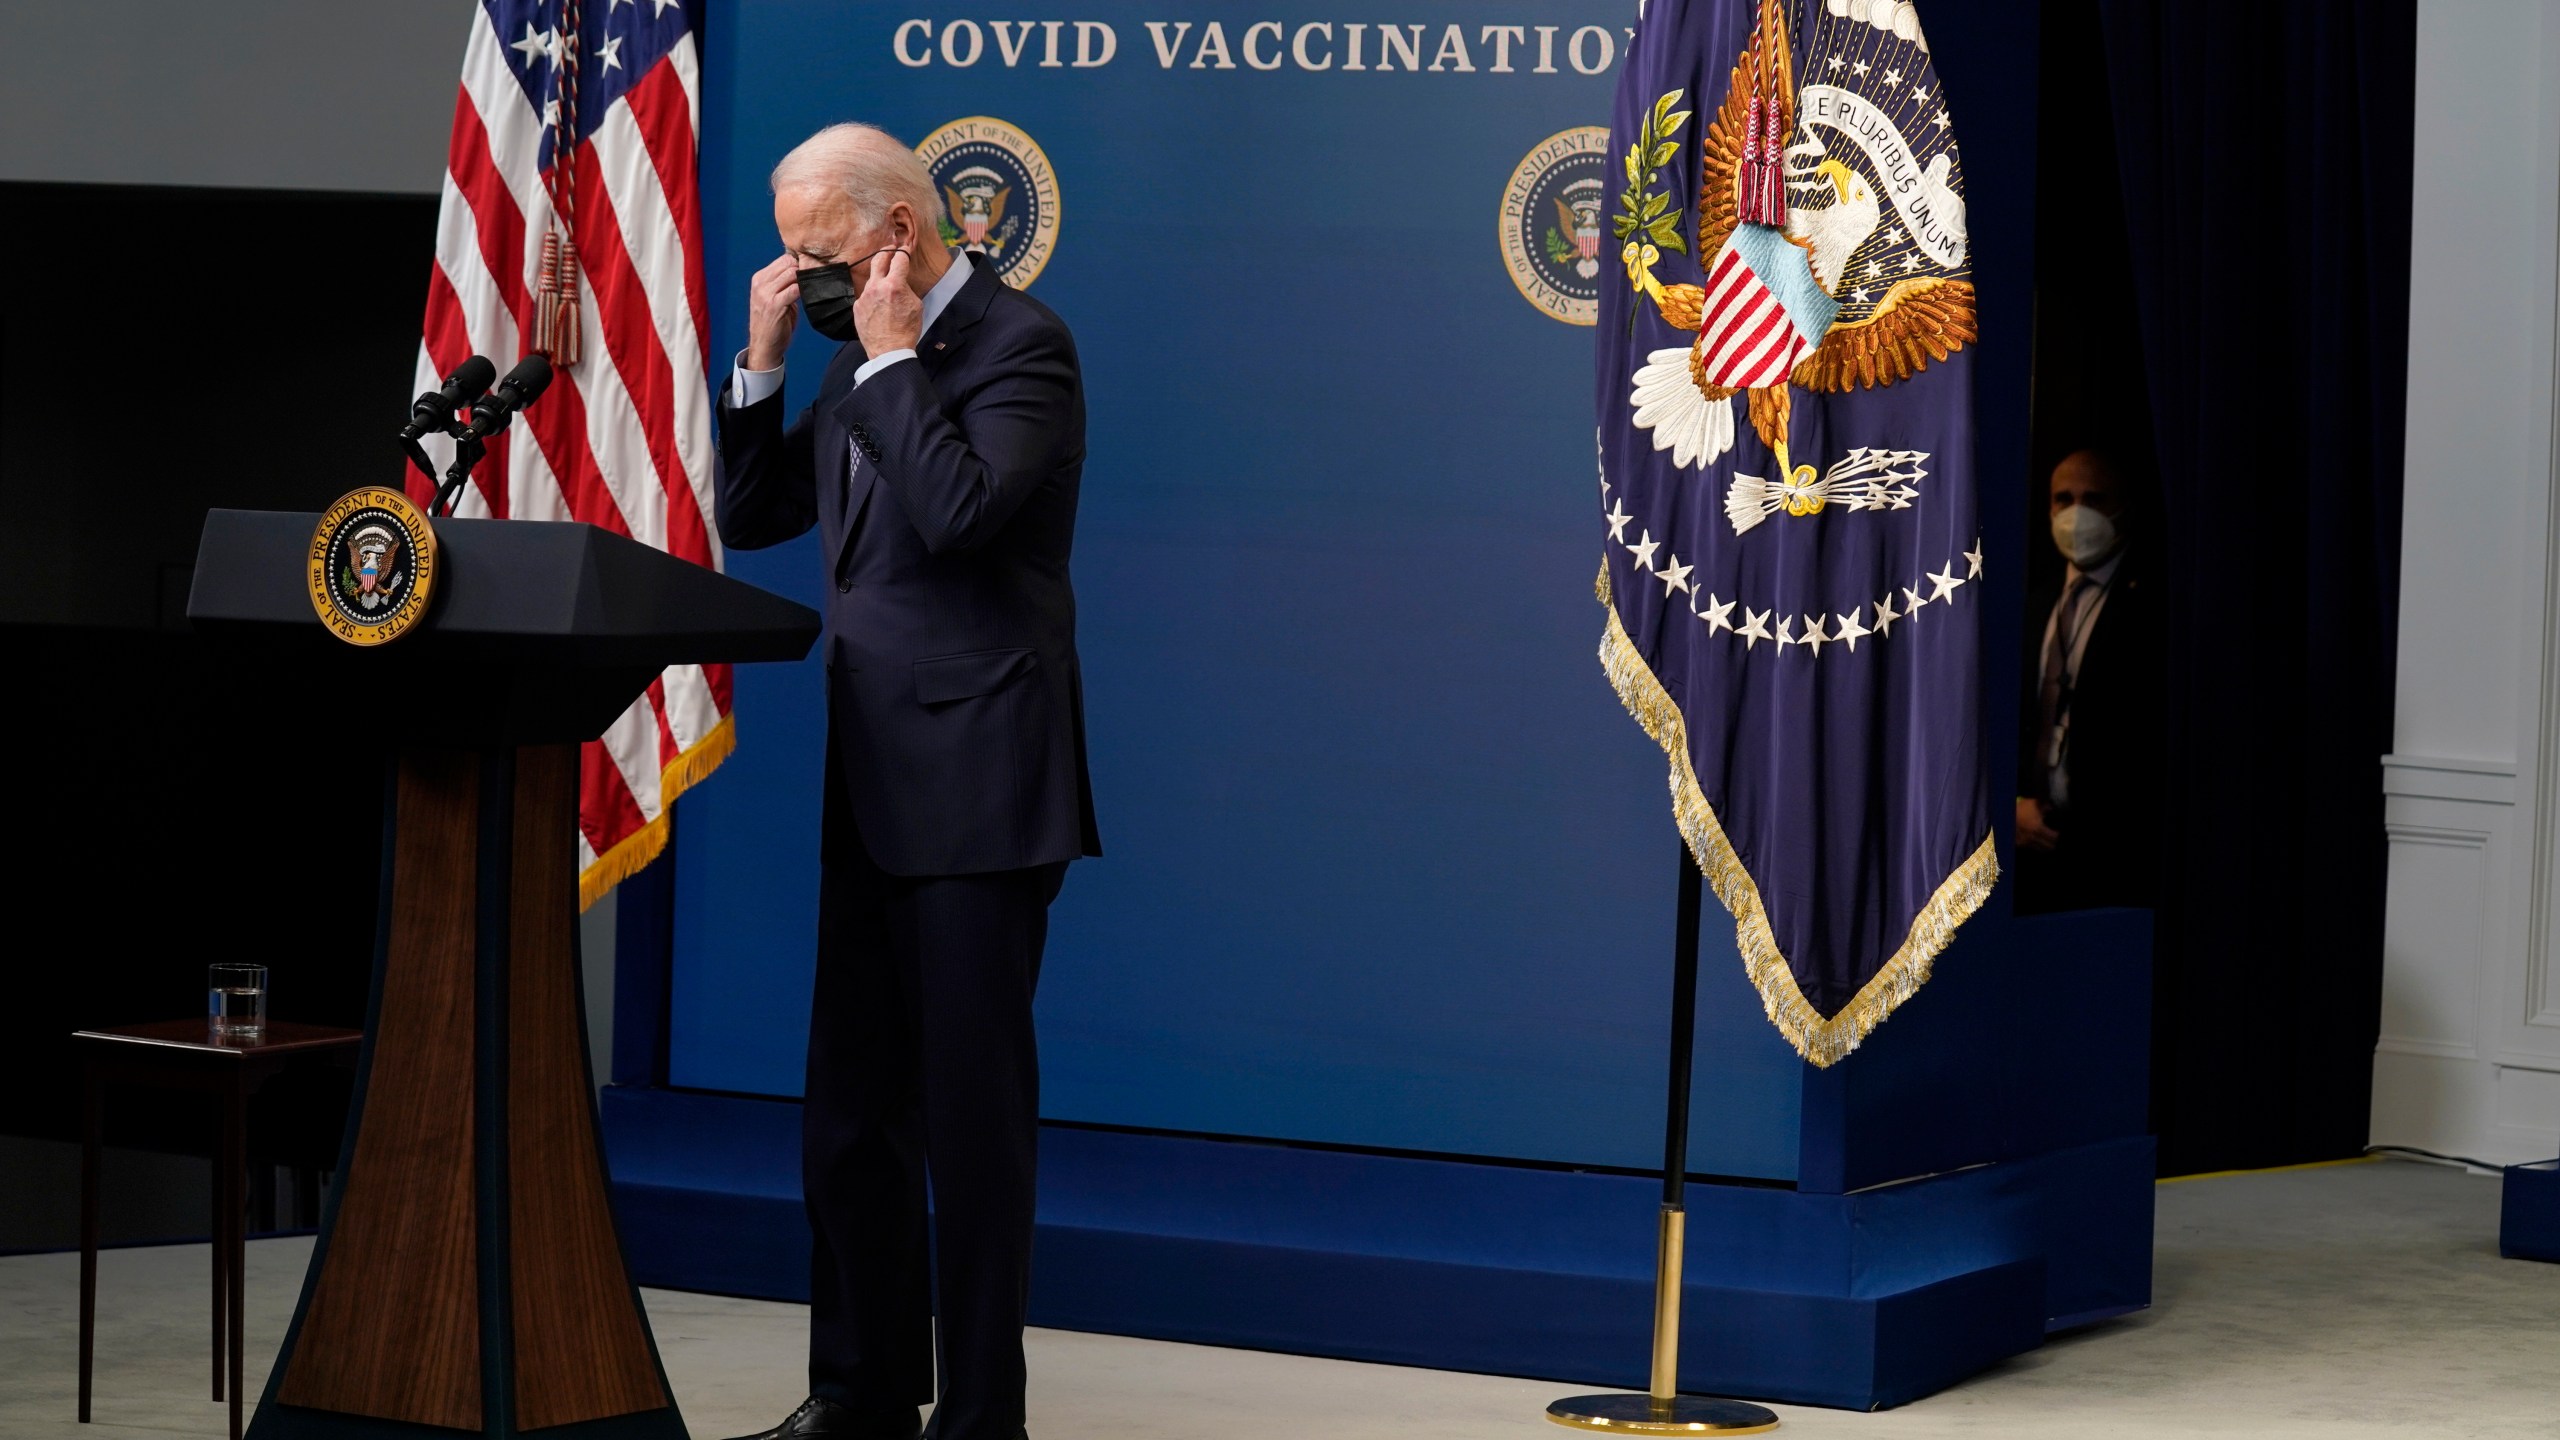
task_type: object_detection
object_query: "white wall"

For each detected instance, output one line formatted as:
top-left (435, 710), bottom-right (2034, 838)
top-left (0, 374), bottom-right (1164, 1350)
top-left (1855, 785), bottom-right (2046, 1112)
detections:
top-left (0, 1), bottom-right (457, 194)
top-left (2375, 0), bottom-right (2560, 1166)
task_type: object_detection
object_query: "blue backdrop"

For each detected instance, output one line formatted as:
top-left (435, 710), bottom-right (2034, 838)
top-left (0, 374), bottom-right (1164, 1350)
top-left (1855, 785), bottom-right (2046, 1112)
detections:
top-left (671, 0), bottom-right (1804, 1178)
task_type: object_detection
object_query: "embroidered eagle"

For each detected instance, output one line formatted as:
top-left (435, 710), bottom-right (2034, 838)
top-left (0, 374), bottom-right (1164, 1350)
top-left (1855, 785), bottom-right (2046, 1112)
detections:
top-left (1631, 0), bottom-right (1977, 466)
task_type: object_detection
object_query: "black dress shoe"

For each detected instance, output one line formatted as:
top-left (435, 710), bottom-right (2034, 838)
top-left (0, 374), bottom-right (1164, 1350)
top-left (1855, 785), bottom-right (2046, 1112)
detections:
top-left (721, 1396), bottom-right (921, 1440)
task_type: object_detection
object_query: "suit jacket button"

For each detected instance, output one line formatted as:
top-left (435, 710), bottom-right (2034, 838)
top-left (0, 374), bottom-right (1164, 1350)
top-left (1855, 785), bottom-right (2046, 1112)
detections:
top-left (837, 575), bottom-right (853, 593)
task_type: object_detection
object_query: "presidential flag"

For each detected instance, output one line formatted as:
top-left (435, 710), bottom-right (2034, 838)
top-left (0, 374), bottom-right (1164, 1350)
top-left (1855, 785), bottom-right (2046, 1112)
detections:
top-left (1598, 0), bottom-right (1992, 1065)
top-left (412, 0), bottom-right (728, 908)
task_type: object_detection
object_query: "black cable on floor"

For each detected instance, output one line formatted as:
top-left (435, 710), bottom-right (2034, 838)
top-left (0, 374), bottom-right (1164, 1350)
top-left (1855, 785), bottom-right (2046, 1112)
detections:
top-left (2365, 1144), bottom-right (2560, 1170)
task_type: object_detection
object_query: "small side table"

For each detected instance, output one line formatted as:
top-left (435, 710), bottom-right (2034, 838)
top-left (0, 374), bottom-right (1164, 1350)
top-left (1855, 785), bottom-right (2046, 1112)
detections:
top-left (73, 1020), bottom-right (361, 1440)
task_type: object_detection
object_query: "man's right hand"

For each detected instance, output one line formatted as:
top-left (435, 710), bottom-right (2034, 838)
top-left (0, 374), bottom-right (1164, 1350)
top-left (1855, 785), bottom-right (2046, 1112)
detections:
top-left (2015, 796), bottom-right (2061, 853)
top-left (744, 254), bottom-right (799, 372)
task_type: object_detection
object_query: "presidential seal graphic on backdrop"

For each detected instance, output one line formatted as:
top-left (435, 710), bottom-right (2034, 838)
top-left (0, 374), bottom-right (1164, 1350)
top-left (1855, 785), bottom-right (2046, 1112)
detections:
top-left (308, 486), bottom-right (438, 646)
top-left (916, 117), bottom-right (1060, 289)
top-left (1499, 126), bottom-right (1611, 325)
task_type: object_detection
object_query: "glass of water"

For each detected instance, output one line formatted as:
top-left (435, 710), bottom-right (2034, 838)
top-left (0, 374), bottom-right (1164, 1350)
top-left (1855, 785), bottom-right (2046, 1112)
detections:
top-left (209, 964), bottom-right (268, 1042)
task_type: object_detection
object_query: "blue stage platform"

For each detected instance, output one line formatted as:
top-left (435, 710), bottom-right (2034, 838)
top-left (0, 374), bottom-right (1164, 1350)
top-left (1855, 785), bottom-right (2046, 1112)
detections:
top-left (606, 1091), bottom-right (2146, 1411)
top-left (2503, 1159), bottom-right (2560, 1263)
top-left (600, 905), bottom-right (2154, 1411)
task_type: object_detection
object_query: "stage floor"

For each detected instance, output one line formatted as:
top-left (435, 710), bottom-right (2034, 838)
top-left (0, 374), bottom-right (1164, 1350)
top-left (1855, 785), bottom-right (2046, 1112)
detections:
top-left (3, 1157), bottom-right (2551, 1439)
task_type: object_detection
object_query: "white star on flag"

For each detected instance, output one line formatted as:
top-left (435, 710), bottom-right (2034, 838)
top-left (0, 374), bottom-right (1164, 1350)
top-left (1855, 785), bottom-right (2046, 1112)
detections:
top-left (1799, 615), bottom-right (1831, 656)
top-left (1928, 564), bottom-right (1963, 602)
top-left (598, 34), bottom-right (626, 72)
top-left (1605, 501), bottom-right (1633, 542)
top-left (1872, 594), bottom-right (1900, 637)
top-left (1657, 555), bottom-right (1693, 596)
top-left (1775, 615), bottom-right (1800, 647)
top-left (1699, 593), bottom-right (1736, 634)
top-left (512, 22), bottom-right (559, 66)
top-left (1965, 540), bottom-right (1984, 577)
top-left (1835, 610), bottom-right (1870, 651)
top-left (1628, 530), bottom-right (1661, 572)
top-left (1738, 608), bottom-right (1774, 650)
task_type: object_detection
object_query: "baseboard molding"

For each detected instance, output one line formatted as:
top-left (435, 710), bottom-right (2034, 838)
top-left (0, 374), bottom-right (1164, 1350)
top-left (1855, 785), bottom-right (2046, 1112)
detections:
top-left (599, 1088), bottom-right (2152, 1411)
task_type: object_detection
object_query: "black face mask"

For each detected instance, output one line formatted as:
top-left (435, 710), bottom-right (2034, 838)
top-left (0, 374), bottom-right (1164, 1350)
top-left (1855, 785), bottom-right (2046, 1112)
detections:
top-left (795, 263), bottom-right (859, 342)
top-left (795, 245), bottom-right (907, 343)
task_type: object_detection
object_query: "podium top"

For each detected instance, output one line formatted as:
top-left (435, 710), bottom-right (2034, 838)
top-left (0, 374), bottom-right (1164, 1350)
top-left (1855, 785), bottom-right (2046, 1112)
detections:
top-left (186, 507), bottom-right (818, 743)
top-left (190, 508), bottom-right (816, 665)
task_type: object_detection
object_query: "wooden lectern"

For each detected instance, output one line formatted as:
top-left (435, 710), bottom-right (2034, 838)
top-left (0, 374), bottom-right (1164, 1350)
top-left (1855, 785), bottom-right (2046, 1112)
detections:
top-left (188, 509), bottom-right (819, 1440)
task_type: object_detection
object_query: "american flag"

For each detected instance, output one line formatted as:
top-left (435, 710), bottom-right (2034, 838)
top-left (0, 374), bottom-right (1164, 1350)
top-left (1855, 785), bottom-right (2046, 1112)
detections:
top-left (411, 0), bottom-right (728, 908)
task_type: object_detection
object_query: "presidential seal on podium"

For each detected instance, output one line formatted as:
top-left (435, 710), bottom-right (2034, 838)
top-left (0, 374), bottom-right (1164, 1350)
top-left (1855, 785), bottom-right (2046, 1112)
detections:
top-left (307, 486), bottom-right (438, 646)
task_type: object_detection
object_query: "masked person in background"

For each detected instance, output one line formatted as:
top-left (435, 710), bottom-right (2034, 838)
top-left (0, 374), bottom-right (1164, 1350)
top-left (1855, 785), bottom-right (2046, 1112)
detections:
top-left (2015, 449), bottom-right (2162, 913)
top-left (712, 122), bottom-right (1100, 1440)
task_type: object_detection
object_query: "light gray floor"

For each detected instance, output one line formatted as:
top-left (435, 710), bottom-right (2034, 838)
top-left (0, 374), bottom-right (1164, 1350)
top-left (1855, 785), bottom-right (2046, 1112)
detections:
top-left (4, 1157), bottom-right (2552, 1439)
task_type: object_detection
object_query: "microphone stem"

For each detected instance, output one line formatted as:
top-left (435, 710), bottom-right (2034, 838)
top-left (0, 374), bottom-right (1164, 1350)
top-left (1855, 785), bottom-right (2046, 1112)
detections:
top-left (431, 435), bottom-right (487, 517)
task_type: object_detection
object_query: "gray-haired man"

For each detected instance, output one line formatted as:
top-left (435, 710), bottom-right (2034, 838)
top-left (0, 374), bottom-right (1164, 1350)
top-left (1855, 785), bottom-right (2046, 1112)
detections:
top-left (713, 122), bottom-right (1100, 1440)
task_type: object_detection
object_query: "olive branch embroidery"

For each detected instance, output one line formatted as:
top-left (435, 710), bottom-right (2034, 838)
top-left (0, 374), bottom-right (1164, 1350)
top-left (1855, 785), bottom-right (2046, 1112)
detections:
top-left (1614, 90), bottom-right (1692, 317)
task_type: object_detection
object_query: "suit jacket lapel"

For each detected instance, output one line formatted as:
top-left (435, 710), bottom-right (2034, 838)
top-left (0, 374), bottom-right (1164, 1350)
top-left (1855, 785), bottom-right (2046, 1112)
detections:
top-left (922, 258), bottom-right (1001, 373)
top-left (831, 259), bottom-right (1002, 574)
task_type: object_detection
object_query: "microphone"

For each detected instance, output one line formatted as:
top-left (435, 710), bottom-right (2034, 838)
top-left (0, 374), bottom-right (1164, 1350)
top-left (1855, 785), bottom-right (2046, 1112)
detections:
top-left (463, 354), bottom-right (554, 439)
top-left (398, 355), bottom-right (496, 444)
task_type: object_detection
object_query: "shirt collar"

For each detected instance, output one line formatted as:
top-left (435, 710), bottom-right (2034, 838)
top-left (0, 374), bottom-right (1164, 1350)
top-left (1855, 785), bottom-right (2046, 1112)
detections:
top-left (917, 249), bottom-right (971, 341)
top-left (2066, 546), bottom-right (2128, 590)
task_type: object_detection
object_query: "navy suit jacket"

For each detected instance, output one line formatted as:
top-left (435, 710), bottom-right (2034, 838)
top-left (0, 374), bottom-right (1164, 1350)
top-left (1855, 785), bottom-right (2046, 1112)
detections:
top-left (713, 259), bottom-right (1099, 876)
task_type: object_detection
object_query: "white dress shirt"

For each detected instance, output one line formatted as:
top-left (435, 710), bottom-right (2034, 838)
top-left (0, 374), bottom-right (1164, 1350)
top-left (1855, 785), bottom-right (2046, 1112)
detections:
top-left (729, 248), bottom-right (973, 409)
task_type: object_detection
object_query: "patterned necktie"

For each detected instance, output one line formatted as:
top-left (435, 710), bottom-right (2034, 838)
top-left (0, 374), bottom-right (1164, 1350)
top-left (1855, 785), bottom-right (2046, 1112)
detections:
top-left (2038, 577), bottom-right (2097, 781)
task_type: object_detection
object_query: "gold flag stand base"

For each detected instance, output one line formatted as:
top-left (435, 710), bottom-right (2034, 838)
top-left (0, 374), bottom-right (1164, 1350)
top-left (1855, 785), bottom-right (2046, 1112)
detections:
top-left (1544, 1395), bottom-right (1780, 1435)
top-left (1547, 851), bottom-right (1778, 1437)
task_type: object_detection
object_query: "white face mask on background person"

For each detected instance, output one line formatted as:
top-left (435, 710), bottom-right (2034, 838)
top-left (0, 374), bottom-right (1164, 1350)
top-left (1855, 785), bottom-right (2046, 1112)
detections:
top-left (2050, 503), bottom-right (2121, 569)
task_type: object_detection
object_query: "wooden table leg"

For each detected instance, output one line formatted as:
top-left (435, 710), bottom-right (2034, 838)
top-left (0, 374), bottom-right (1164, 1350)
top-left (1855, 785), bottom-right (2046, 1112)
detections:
top-left (211, 1088), bottom-right (225, 1403)
top-left (78, 1065), bottom-right (99, 1424)
top-left (225, 1074), bottom-right (247, 1440)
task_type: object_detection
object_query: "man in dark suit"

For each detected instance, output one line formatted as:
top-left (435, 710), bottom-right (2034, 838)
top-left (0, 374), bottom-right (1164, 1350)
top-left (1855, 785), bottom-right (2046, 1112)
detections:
top-left (713, 123), bottom-right (1099, 1440)
top-left (2016, 449), bottom-right (2160, 913)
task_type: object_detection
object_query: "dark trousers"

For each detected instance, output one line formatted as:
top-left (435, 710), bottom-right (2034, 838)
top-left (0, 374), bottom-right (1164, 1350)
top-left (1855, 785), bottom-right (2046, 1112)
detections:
top-left (805, 744), bottom-right (1066, 1440)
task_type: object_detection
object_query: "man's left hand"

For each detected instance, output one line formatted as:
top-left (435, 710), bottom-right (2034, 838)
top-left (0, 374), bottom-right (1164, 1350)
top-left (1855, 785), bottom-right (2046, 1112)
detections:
top-left (854, 247), bottom-right (923, 356)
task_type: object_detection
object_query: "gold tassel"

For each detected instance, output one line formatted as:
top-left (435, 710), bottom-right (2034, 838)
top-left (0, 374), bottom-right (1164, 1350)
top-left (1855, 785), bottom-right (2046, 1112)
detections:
top-left (1595, 561), bottom-right (1999, 1067)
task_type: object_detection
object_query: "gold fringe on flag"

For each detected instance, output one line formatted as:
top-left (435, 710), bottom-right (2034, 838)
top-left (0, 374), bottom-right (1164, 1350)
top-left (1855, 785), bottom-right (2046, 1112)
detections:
top-left (1595, 561), bottom-right (1999, 1067)
top-left (577, 710), bottom-right (737, 912)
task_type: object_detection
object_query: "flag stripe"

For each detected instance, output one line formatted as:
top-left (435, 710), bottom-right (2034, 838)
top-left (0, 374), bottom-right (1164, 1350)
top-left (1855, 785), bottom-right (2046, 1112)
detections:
top-left (1710, 300), bottom-right (1790, 381)
top-left (574, 116), bottom-right (713, 564)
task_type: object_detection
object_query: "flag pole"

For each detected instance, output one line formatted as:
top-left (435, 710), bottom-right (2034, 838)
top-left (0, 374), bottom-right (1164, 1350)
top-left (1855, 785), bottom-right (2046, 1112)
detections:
top-left (1545, 844), bottom-right (1781, 1435)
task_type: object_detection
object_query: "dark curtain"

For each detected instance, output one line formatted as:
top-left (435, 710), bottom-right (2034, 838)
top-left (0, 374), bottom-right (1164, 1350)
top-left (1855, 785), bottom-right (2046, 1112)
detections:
top-left (2094, 0), bottom-right (2414, 1174)
top-left (0, 184), bottom-right (433, 1200)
